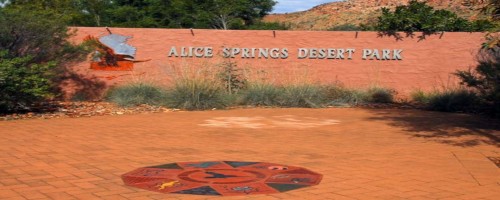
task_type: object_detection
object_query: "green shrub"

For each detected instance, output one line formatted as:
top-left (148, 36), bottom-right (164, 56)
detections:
top-left (239, 83), bottom-right (283, 106)
top-left (240, 83), bottom-right (327, 108)
top-left (375, 0), bottom-right (495, 39)
top-left (0, 7), bottom-right (83, 113)
top-left (323, 85), bottom-right (367, 105)
top-left (366, 87), bottom-right (395, 103)
top-left (0, 8), bottom-right (71, 63)
top-left (411, 90), bottom-right (435, 104)
top-left (0, 53), bottom-right (55, 112)
top-left (426, 89), bottom-right (478, 112)
top-left (456, 46), bottom-right (500, 116)
top-left (276, 84), bottom-right (325, 108)
top-left (106, 83), bottom-right (168, 107)
top-left (165, 78), bottom-right (229, 110)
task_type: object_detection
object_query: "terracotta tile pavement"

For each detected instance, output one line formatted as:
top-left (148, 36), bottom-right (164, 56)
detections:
top-left (0, 108), bottom-right (498, 200)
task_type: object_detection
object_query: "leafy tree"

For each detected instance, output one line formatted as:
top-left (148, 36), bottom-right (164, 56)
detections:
top-left (209, 0), bottom-right (244, 29)
top-left (455, 1), bottom-right (500, 116)
top-left (0, 7), bottom-right (71, 63)
top-left (2, 0), bottom-right (277, 29)
top-left (0, 53), bottom-right (55, 112)
top-left (455, 46), bottom-right (500, 116)
top-left (233, 0), bottom-right (276, 26)
top-left (0, 4), bottom-right (82, 112)
top-left (178, 0), bottom-right (277, 29)
top-left (3, 0), bottom-right (87, 25)
top-left (78, 0), bottom-right (113, 26)
top-left (374, 0), bottom-right (495, 39)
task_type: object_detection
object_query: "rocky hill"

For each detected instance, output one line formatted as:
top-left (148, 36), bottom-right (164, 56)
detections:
top-left (264, 0), bottom-right (489, 30)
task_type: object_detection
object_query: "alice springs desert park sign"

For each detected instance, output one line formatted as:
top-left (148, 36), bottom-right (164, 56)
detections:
top-left (75, 28), bottom-right (483, 93)
top-left (167, 46), bottom-right (404, 61)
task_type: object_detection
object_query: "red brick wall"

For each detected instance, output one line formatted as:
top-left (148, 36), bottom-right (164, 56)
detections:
top-left (70, 27), bottom-right (484, 96)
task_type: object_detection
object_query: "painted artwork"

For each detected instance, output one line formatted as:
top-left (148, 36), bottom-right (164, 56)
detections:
top-left (83, 29), bottom-right (147, 71)
top-left (121, 161), bottom-right (322, 196)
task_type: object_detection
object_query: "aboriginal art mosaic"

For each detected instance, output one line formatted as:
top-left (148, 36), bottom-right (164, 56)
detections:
top-left (121, 161), bottom-right (323, 196)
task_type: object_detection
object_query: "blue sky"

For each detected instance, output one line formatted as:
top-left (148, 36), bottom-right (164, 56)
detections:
top-left (273, 0), bottom-right (341, 13)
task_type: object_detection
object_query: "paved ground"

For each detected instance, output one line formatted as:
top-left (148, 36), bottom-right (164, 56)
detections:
top-left (0, 108), bottom-right (499, 200)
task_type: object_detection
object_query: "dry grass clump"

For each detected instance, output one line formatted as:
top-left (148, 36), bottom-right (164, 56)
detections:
top-left (106, 83), bottom-right (168, 107)
top-left (411, 88), bottom-right (478, 112)
top-left (106, 62), bottom-right (398, 110)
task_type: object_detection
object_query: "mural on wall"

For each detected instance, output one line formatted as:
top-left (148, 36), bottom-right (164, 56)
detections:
top-left (84, 28), bottom-right (149, 71)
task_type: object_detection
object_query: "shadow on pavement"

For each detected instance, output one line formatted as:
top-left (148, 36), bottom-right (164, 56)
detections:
top-left (366, 109), bottom-right (500, 147)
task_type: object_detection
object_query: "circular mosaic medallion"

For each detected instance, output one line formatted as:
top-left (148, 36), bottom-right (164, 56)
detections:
top-left (121, 161), bottom-right (323, 196)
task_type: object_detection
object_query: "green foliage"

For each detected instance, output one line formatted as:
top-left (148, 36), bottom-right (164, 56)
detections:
top-left (105, 78), bottom-right (230, 110)
top-left (0, 53), bottom-right (55, 112)
top-left (103, 78), bottom-right (399, 110)
top-left (0, 4), bottom-right (83, 112)
top-left (3, 0), bottom-right (277, 29)
top-left (455, 48), bottom-right (500, 116)
top-left (239, 82), bottom-right (400, 108)
top-left (240, 83), bottom-right (325, 108)
top-left (323, 85), bottom-right (367, 105)
top-left (453, 1), bottom-right (499, 116)
top-left (471, 19), bottom-right (498, 32)
top-left (375, 0), bottom-right (495, 39)
top-left (0, 7), bottom-right (72, 63)
top-left (218, 0), bottom-right (276, 27)
top-left (483, 33), bottom-right (500, 50)
top-left (366, 87), bottom-right (395, 103)
top-left (0, 4), bottom-right (88, 63)
top-left (411, 90), bottom-right (435, 105)
top-left (276, 84), bottom-right (325, 108)
top-left (411, 89), bottom-right (478, 112)
top-left (239, 83), bottom-right (283, 106)
top-left (427, 89), bottom-right (478, 112)
top-left (165, 78), bottom-right (229, 110)
top-left (105, 83), bottom-right (168, 107)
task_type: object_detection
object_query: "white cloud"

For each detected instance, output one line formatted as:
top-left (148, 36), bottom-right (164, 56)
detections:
top-left (273, 0), bottom-right (342, 13)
